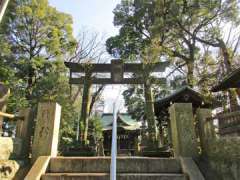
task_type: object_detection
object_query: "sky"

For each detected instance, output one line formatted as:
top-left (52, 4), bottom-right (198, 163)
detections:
top-left (48, 0), bottom-right (126, 113)
top-left (49, 0), bottom-right (120, 37)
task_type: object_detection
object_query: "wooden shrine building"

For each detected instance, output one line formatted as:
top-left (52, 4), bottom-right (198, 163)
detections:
top-left (101, 113), bottom-right (140, 155)
top-left (211, 66), bottom-right (240, 92)
top-left (154, 86), bottom-right (210, 146)
top-left (211, 67), bottom-right (240, 136)
top-left (154, 86), bottom-right (210, 119)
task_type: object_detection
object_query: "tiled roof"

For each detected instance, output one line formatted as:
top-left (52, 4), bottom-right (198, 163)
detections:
top-left (212, 66), bottom-right (240, 92)
top-left (101, 113), bottom-right (140, 131)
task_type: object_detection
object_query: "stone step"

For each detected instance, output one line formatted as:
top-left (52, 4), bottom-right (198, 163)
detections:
top-left (49, 157), bottom-right (182, 174)
top-left (42, 173), bottom-right (188, 180)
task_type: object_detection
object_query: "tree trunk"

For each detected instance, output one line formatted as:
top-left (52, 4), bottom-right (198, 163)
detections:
top-left (26, 54), bottom-right (35, 102)
top-left (228, 89), bottom-right (239, 111)
top-left (80, 71), bottom-right (92, 144)
top-left (219, 39), bottom-right (238, 110)
top-left (236, 89), bottom-right (240, 98)
top-left (144, 81), bottom-right (157, 147)
top-left (218, 39), bottom-right (232, 72)
top-left (26, 52), bottom-right (35, 103)
top-left (158, 124), bottom-right (164, 147)
top-left (89, 85), bottom-right (104, 116)
top-left (186, 61), bottom-right (194, 87)
top-left (26, 70), bottom-right (34, 101)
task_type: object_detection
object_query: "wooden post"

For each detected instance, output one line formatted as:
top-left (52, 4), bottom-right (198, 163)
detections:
top-left (32, 102), bottom-right (61, 163)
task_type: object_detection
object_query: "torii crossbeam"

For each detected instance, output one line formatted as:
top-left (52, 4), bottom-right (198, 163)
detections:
top-left (65, 60), bottom-right (169, 85)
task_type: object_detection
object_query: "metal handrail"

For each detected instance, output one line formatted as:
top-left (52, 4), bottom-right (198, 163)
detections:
top-left (0, 111), bottom-right (24, 120)
top-left (0, 111), bottom-right (15, 119)
top-left (110, 103), bottom-right (118, 180)
top-left (0, 0), bottom-right (10, 23)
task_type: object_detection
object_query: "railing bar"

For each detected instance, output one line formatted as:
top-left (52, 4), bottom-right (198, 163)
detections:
top-left (110, 103), bottom-right (118, 180)
top-left (0, 111), bottom-right (15, 119)
top-left (0, 111), bottom-right (24, 120)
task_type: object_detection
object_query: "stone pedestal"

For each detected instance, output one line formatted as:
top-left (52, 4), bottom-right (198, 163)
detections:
top-left (169, 103), bottom-right (198, 158)
top-left (32, 102), bottom-right (61, 163)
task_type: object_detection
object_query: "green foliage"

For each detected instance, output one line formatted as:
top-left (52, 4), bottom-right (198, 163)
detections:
top-left (32, 60), bottom-right (78, 146)
top-left (107, 2), bottom-right (240, 146)
top-left (0, 0), bottom-right (79, 149)
top-left (151, 0), bottom-right (239, 86)
top-left (0, 0), bottom-right (77, 103)
top-left (106, 0), bottom-right (154, 60)
top-left (123, 83), bottom-right (171, 125)
top-left (89, 116), bottom-right (103, 141)
top-left (122, 86), bottom-right (145, 120)
top-left (110, 0), bottom-right (240, 116)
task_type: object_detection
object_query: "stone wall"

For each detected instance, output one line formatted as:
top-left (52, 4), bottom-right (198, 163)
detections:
top-left (0, 137), bottom-right (23, 160)
top-left (0, 137), bottom-right (30, 180)
top-left (0, 108), bottom-right (34, 179)
top-left (196, 108), bottom-right (240, 180)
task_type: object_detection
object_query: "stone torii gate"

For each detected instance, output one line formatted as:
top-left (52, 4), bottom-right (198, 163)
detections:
top-left (65, 59), bottom-right (169, 85)
top-left (65, 59), bottom-right (169, 146)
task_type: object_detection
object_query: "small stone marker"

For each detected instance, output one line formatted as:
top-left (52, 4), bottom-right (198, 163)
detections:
top-left (32, 102), bottom-right (61, 163)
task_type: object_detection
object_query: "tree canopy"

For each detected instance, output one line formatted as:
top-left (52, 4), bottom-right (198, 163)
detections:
top-left (0, 0), bottom-right (80, 150)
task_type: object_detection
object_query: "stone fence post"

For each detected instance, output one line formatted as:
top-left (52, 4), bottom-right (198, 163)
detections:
top-left (196, 108), bottom-right (214, 154)
top-left (0, 83), bottom-right (10, 135)
top-left (169, 103), bottom-right (198, 158)
top-left (16, 108), bottom-right (34, 158)
top-left (32, 102), bottom-right (61, 163)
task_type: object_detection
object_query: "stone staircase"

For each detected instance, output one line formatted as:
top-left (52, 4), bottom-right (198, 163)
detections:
top-left (41, 157), bottom-right (188, 180)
